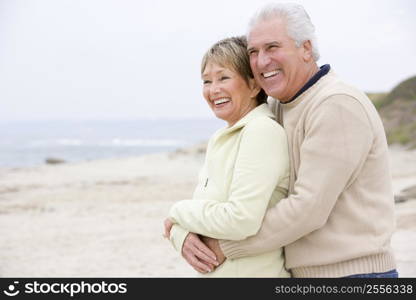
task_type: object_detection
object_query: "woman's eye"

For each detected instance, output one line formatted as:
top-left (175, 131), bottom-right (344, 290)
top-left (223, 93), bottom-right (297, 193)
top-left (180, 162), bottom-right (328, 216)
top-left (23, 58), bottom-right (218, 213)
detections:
top-left (220, 76), bottom-right (229, 81)
top-left (203, 80), bottom-right (211, 84)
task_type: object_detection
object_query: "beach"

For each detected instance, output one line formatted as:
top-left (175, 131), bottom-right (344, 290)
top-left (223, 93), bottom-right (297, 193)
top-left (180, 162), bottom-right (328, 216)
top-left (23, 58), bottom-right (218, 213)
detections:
top-left (0, 144), bottom-right (415, 277)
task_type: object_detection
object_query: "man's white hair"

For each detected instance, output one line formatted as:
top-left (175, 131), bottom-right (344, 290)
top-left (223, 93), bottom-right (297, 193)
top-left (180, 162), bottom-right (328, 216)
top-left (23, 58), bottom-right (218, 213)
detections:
top-left (248, 2), bottom-right (320, 61)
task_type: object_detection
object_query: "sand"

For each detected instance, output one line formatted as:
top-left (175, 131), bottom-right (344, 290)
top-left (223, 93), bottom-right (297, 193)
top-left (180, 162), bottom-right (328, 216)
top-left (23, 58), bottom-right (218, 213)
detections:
top-left (0, 145), bottom-right (415, 277)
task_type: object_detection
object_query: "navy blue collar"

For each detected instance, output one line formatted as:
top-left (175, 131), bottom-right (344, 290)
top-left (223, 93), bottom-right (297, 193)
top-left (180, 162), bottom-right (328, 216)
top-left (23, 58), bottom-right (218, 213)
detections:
top-left (285, 64), bottom-right (330, 103)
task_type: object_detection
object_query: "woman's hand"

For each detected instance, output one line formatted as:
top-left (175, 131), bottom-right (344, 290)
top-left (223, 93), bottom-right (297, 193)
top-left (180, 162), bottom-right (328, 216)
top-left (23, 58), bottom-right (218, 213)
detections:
top-left (163, 218), bottom-right (174, 239)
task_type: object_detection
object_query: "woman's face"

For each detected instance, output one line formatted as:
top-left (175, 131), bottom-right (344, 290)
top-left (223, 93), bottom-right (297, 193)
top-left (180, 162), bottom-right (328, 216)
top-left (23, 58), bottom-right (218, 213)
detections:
top-left (202, 62), bottom-right (258, 126)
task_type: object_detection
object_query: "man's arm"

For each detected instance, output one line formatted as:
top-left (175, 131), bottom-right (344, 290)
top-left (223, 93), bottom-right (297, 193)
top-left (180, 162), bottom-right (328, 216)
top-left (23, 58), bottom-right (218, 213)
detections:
top-left (220, 95), bottom-right (374, 258)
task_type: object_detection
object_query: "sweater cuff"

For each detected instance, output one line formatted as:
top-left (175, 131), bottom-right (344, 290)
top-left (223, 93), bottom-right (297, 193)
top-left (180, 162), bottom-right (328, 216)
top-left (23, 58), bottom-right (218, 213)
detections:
top-left (169, 224), bottom-right (189, 253)
top-left (219, 239), bottom-right (250, 259)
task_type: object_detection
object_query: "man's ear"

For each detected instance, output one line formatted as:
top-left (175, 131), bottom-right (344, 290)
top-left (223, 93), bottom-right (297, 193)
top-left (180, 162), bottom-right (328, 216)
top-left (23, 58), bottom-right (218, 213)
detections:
top-left (302, 40), bottom-right (313, 62)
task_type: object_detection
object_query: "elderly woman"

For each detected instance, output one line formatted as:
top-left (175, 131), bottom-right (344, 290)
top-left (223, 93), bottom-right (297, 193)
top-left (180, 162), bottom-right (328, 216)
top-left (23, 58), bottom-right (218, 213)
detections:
top-left (164, 36), bottom-right (290, 277)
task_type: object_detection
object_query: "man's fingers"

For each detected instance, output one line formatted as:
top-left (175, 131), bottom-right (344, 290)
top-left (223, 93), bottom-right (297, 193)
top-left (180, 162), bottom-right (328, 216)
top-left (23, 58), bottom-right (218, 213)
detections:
top-left (192, 265), bottom-right (207, 274)
top-left (199, 259), bottom-right (216, 271)
top-left (189, 235), bottom-right (217, 260)
top-left (201, 237), bottom-right (226, 266)
top-left (183, 246), bottom-right (213, 272)
top-left (192, 245), bottom-right (219, 266)
top-left (186, 252), bottom-right (212, 273)
top-left (181, 233), bottom-right (218, 273)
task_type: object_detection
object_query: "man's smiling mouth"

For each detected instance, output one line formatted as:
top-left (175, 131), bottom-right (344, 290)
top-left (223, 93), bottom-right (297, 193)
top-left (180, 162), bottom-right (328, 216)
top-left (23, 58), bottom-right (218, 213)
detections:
top-left (262, 70), bottom-right (280, 78)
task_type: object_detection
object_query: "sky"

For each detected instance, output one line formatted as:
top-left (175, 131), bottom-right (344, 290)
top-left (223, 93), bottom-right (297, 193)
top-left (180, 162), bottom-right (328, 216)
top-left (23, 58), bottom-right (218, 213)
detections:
top-left (0, 0), bottom-right (415, 121)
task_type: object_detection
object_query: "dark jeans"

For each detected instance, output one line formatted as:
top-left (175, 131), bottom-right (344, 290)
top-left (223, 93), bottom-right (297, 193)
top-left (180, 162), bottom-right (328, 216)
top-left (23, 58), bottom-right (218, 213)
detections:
top-left (344, 269), bottom-right (399, 278)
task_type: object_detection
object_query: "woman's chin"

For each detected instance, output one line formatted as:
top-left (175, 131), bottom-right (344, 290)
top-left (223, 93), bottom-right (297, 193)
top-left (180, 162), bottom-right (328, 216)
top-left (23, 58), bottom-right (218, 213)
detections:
top-left (212, 106), bottom-right (231, 120)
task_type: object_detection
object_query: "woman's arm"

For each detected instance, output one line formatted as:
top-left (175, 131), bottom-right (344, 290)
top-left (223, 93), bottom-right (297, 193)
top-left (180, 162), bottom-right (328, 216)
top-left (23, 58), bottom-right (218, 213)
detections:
top-left (169, 118), bottom-right (289, 240)
top-left (168, 223), bottom-right (189, 252)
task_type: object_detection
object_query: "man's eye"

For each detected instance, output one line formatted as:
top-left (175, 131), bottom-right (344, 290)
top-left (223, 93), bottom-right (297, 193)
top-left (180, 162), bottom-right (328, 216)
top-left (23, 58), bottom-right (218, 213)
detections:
top-left (248, 50), bottom-right (258, 56)
top-left (203, 80), bottom-right (211, 84)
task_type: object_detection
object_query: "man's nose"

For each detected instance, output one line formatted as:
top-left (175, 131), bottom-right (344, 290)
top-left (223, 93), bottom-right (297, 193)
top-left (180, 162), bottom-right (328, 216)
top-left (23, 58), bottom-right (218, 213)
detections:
top-left (257, 50), bottom-right (271, 69)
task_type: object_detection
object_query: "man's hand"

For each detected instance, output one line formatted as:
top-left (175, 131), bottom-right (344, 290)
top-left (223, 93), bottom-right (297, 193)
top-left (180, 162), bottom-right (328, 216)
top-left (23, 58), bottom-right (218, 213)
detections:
top-left (201, 236), bottom-right (226, 266)
top-left (182, 233), bottom-right (219, 273)
top-left (163, 219), bottom-right (225, 273)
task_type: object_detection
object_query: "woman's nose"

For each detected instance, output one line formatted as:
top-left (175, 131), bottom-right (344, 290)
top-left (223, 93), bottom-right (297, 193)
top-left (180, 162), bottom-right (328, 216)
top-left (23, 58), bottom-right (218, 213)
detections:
top-left (210, 81), bottom-right (221, 96)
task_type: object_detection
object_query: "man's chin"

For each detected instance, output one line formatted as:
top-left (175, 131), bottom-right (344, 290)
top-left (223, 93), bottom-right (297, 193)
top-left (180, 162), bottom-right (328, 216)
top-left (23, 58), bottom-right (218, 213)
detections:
top-left (265, 88), bottom-right (287, 101)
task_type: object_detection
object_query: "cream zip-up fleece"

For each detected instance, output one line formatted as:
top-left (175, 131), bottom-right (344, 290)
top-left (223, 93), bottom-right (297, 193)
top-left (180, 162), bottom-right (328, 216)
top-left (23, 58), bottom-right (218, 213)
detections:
top-left (220, 70), bottom-right (396, 277)
top-left (168, 104), bottom-right (290, 277)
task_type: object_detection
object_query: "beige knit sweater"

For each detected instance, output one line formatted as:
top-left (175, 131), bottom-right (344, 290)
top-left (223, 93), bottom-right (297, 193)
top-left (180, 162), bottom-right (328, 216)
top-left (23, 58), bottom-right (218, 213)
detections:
top-left (219, 69), bottom-right (397, 277)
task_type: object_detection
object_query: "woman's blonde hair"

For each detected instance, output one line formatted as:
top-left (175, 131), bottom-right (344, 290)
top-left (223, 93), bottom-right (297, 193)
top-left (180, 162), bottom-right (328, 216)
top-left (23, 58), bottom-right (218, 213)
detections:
top-left (201, 36), bottom-right (267, 105)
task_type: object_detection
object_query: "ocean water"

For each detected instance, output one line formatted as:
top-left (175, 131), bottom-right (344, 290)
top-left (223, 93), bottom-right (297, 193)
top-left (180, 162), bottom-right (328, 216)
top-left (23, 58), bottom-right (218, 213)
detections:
top-left (0, 119), bottom-right (224, 168)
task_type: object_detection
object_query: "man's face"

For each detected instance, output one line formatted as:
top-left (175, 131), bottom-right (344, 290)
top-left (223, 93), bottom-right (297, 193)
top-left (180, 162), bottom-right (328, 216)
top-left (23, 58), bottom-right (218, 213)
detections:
top-left (248, 18), bottom-right (310, 102)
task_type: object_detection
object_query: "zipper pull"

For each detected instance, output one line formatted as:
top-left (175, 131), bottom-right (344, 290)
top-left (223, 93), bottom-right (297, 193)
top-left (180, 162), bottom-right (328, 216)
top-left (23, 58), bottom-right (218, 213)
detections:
top-left (204, 178), bottom-right (209, 188)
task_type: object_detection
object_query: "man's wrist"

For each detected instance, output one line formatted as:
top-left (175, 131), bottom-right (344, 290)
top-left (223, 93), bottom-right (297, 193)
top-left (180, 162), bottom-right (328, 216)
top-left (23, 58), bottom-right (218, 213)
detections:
top-left (219, 239), bottom-right (246, 259)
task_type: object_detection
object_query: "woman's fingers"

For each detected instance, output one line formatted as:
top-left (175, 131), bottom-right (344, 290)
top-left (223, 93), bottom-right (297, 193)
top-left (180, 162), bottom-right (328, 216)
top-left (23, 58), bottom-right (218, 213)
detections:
top-left (163, 218), bottom-right (174, 238)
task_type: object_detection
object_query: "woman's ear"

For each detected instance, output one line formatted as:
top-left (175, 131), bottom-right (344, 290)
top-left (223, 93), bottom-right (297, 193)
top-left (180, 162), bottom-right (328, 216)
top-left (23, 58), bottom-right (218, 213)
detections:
top-left (249, 78), bottom-right (261, 99)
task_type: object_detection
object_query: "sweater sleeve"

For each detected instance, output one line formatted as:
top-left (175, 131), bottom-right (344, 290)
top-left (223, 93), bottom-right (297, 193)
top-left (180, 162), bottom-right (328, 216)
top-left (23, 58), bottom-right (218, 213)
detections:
top-left (169, 224), bottom-right (189, 253)
top-left (168, 118), bottom-right (289, 240)
top-left (220, 95), bottom-right (374, 258)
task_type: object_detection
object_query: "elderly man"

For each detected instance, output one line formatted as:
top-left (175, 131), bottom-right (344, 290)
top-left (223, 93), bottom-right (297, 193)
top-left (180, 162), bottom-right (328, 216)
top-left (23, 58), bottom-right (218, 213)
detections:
top-left (171, 3), bottom-right (397, 278)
